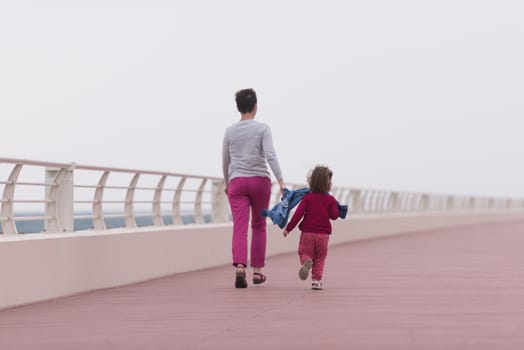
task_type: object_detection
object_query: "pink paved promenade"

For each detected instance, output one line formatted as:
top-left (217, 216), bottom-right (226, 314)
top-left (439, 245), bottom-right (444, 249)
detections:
top-left (2, 220), bottom-right (524, 349)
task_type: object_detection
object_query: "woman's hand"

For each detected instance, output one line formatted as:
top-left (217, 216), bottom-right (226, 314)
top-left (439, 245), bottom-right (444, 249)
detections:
top-left (283, 229), bottom-right (289, 237)
top-left (278, 179), bottom-right (285, 194)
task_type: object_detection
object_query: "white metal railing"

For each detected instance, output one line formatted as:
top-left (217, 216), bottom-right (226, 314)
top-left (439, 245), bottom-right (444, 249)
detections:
top-left (1, 157), bottom-right (523, 235)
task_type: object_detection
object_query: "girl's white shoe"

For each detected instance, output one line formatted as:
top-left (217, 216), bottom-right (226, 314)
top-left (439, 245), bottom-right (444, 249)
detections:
top-left (311, 280), bottom-right (323, 290)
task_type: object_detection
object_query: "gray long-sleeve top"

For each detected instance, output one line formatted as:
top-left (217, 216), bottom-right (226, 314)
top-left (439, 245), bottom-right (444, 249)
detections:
top-left (222, 119), bottom-right (283, 184)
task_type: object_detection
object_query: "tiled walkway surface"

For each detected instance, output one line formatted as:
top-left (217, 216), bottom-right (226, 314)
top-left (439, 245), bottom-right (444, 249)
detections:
top-left (2, 220), bottom-right (524, 349)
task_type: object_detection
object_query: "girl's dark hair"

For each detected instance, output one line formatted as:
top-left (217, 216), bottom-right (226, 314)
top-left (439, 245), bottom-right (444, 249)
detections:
top-left (235, 88), bottom-right (257, 114)
top-left (307, 165), bottom-right (333, 193)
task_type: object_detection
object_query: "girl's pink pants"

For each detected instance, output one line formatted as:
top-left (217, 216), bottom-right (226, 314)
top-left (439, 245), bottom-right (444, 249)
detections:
top-left (227, 176), bottom-right (271, 268)
top-left (298, 232), bottom-right (330, 281)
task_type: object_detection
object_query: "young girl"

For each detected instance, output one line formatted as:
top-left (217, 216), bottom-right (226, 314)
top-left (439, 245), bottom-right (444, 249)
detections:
top-left (283, 165), bottom-right (340, 290)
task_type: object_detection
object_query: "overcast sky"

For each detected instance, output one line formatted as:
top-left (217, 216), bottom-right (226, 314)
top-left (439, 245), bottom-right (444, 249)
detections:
top-left (1, 0), bottom-right (523, 199)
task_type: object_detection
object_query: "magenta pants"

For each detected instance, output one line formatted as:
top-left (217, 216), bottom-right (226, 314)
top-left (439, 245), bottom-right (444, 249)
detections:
top-left (227, 176), bottom-right (271, 268)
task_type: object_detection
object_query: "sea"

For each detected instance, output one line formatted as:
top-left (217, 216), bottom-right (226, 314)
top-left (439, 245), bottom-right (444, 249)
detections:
top-left (2, 213), bottom-right (212, 234)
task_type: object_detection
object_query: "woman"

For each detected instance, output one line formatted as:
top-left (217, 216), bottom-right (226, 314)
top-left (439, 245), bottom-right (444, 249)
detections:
top-left (222, 88), bottom-right (285, 288)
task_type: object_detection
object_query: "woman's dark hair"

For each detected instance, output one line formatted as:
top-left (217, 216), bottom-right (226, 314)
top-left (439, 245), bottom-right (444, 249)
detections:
top-left (235, 88), bottom-right (257, 114)
top-left (307, 165), bottom-right (333, 193)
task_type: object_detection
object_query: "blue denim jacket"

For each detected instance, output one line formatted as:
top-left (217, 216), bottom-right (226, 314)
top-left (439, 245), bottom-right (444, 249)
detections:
top-left (261, 188), bottom-right (348, 228)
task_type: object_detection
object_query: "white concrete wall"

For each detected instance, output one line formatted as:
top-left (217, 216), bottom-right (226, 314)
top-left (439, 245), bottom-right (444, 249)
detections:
top-left (1, 209), bottom-right (523, 310)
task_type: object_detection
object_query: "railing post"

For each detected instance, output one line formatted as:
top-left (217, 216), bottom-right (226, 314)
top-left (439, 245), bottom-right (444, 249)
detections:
top-left (45, 167), bottom-right (74, 232)
top-left (368, 191), bottom-right (376, 212)
top-left (375, 191), bottom-right (383, 212)
top-left (446, 196), bottom-right (454, 210)
top-left (388, 192), bottom-right (399, 212)
top-left (194, 179), bottom-right (207, 224)
top-left (172, 177), bottom-right (186, 225)
top-left (124, 173), bottom-right (140, 228)
top-left (364, 190), bottom-right (371, 212)
top-left (397, 193), bottom-right (405, 211)
top-left (332, 187), bottom-right (342, 200)
top-left (211, 180), bottom-right (229, 223)
top-left (350, 190), bottom-right (362, 213)
top-left (454, 196), bottom-right (466, 210)
top-left (421, 194), bottom-right (430, 211)
top-left (152, 176), bottom-right (167, 226)
top-left (93, 171), bottom-right (110, 230)
top-left (1, 164), bottom-right (23, 235)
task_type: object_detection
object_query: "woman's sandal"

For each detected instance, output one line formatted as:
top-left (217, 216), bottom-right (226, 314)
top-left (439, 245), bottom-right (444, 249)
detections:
top-left (235, 266), bottom-right (248, 288)
top-left (252, 272), bottom-right (267, 285)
